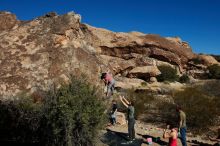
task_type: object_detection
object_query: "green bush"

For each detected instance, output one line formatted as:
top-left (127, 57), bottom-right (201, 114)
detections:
top-left (141, 82), bottom-right (148, 87)
top-left (0, 76), bottom-right (105, 146)
top-left (0, 97), bottom-right (42, 144)
top-left (157, 65), bottom-right (179, 82)
top-left (179, 74), bottom-right (190, 83)
top-left (41, 76), bottom-right (106, 146)
top-left (190, 58), bottom-right (203, 64)
top-left (208, 64), bottom-right (220, 79)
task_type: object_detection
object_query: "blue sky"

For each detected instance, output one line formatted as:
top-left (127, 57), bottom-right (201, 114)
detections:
top-left (0, 0), bottom-right (219, 54)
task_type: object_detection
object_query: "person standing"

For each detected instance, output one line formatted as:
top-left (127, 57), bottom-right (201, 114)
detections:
top-left (101, 72), bottom-right (115, 97)
top-left (119, 95), bottom-right (135, 143)
top-left (176, 105), bottom-right (187, 146)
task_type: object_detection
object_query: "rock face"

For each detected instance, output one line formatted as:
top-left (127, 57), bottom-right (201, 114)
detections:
top-left (0, 12), bottom-right (101, 97)
top-left (0, 11), bottom-right (216, 97)
top-left (116, 112), bottom-right (126, 125)
top-left (198, 55), bottom-right (219, 66)
top-left (128, 66), bottom-right (161, 80)
top-left (0, 12), bottom-right (19, 31)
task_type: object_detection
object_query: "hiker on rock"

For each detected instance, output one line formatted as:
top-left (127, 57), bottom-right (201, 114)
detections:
top-left (176, 105), bottom-right (187, 146)
top-left (209, 127), bottom-right (220, 146)
top-left (109, 100), bottom-right (117, 126)
top-left (119, 95), bottom-right (135, 143)
top-left (101, 71), bottom-right (115, 97)
top-left (163, 124), bottom-right (178, 146)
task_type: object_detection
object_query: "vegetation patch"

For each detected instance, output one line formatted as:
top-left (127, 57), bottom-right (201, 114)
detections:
top-left (179, 74), bottom-right (190, 83)
top-left (0, 76), bottom-right (105, 146)
top-left (157, 65), bottom-right (179, 82)
top-left (208, 64), bottom-right (220, 79)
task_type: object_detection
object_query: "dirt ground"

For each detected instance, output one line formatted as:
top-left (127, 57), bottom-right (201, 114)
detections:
top-left (97, 120), bottom-right (215, 146)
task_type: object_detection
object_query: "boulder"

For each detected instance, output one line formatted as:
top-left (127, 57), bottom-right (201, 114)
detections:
top-left (198, 55), bottom-right (219, 66)
top-left (116, 112), bottom-right (126, 125)
top-left (128, 66), bottom-right (161, 80)
top-left (149, 77), bottom-right (157, 83)
top-left (0, 12), bottom-right (19, 31)
top-left (115, 77), bottom-right (146, 90)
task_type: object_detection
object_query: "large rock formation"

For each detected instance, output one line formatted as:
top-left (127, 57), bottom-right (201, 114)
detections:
top-left (0, 12), bottom-right (102, 97)
top-left (0, 11), bottom-right (19, 31)
top-left (0, 11), bottom-right (217, 97)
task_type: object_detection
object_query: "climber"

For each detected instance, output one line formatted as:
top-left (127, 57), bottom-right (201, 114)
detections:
top-left (101, 71), bottom-right (115, 97)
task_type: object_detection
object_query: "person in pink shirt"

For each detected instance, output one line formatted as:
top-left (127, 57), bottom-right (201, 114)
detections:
top-left (101, 72), bottom-right (115, 97)
top-left (163, 125), bottom-right (178, 146)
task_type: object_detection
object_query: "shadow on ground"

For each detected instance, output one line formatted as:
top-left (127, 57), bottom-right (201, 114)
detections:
top-left (137, 133), bottom-right (168, 146)
top-left (100, 129), bottom-right (143, 146)
top-left (190, 140), bottom-right (214, 146)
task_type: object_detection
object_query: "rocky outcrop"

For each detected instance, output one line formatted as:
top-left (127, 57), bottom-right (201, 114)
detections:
top-left (197, 55), bottom-right (220, 66)
top-left (0, 12), bottom-right (101, 97)
top-left (128, 66), bottom-right (161, 80)
top-left (0, 12), bottom-right (19, 31)
top-left (116, 112), bottom-right (126, 125)
top-left (115, 77), bottom-right (146, 90)
top-left (85, 25), bottom-right (195, 72)
top-left (0, 11), bottom-right (216, 97)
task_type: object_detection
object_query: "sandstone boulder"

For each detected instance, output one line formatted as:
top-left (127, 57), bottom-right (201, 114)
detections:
top-left (149, 77), bottom-right (157, 83)
top-left (0, 12), bottom-right (19, 31)
top-left (116, 112), bottom-right (126, 125)
top-left (128, 66), bottom-right (161, 80)
top-left (198, 55), bottom-right (219, 66)
top-left (115, 77), bottom-right (146, 90)
top-left (0, 11), bottom-right (101, 97)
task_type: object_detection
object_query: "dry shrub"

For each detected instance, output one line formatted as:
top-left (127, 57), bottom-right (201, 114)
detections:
top-left (118, 89), bottom-right (154, 119)
top-left (172, 87), bottom-right (219, 133)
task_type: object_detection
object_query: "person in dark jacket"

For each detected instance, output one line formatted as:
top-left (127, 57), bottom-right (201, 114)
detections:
top-left (109, 100), bottom-right (117, 125)
top-left (119, 95), bottom-right (135, 143)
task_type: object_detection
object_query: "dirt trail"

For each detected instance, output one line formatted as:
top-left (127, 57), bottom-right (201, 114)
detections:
top-left (99, 121), bottom-right (215, 146)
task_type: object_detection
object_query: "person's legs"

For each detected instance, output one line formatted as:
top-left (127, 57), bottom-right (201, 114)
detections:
top-left (112, 117), bottom-right (116, 125)
top-left (107, 83), bottom-right (112, 97)
top-left (113, 112), bottom-right (117, 125)
top-left (128, 119), bottom-right (132, 141)
top-left (107, 80), bottom-right (115, 97)
top-left (128, 119), bottom-right (135, 140)
top-left (110, 80), bottom-right (115, 95)
top-left (131, 119), bottom-right (135, 140)
top-left (180, 127), bottom-right (187, 146)
top-left (109, 115), bottom-right (113, 125)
